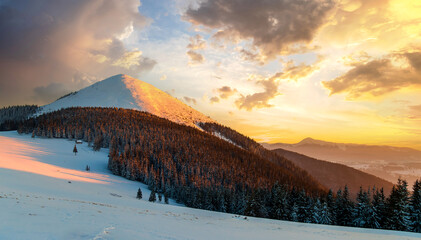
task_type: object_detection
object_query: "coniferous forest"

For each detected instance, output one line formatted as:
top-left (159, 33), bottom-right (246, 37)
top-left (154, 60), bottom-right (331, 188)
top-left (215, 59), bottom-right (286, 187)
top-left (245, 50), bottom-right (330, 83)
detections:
top-left (9, 107), bottom-right (421, 233)
top-left (0, 105), bottom-right (39, 130)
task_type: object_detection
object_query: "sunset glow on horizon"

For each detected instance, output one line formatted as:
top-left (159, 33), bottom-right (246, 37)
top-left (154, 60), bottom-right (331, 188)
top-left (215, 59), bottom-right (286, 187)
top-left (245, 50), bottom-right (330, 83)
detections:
top-left (0, 0), bottom-right (420, 149)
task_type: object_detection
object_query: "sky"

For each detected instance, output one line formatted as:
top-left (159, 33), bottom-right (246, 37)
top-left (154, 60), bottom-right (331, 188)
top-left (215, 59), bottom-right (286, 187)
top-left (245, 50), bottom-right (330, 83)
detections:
top-left (0, 0), bottom-right (420, 149)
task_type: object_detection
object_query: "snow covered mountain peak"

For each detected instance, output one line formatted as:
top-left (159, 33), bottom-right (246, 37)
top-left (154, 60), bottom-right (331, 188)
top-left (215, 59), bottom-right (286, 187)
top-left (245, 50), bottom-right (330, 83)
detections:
top-left (39, 74), bottom-right (214, 127)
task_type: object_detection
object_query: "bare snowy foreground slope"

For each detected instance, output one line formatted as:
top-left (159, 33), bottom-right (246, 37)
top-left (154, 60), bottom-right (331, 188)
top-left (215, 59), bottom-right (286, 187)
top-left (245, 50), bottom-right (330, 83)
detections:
top-left (0, 131), bottom-right (420, 240)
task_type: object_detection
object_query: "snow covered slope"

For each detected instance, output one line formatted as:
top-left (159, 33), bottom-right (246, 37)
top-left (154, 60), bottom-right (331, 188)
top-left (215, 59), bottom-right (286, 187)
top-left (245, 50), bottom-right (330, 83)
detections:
top-left (1, 131), bottom-right (420, 240)
top-left (39, 74), bottom-right (213, 127)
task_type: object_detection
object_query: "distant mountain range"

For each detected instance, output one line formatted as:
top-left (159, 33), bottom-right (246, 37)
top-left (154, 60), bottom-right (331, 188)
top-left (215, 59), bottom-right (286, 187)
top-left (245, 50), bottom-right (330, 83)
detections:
top-left (262, 138), bottom-right (421, 185)
top-left (272, 148), bottom-right (394, 197)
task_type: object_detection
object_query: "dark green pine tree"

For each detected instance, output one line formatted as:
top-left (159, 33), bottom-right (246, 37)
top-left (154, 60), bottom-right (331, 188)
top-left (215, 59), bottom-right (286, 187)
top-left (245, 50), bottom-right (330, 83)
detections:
top-left (353, 187), bottom-right (378, 228)
top-left (312, 199), bottom-right (332, 225)
top-left (410, 179), bottom-right (421, 232)
top-left (336, 185), bottom-right (354, 226)
top-left (372, 187), bottom-right (387, 229)
top-left (158, 192), bottom-right (162, 202)
top-left (149, 189), bottom-right (157, 202)
top-left (73, 144), bottom-right (78, 156)
top-left (136, 188), bottom-right (143, 199)
top-left (386, 179), bottom-right (411, 231)
top-left (270, 183), bottom-right (289, 220)
top-left (245, 190), bottom-right (267, 217)
top-left (326, 189), bottom-right (335, 224)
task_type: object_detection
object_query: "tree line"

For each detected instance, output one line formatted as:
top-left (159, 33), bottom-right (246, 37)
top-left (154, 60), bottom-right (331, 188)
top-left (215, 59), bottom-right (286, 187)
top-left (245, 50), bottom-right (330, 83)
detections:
top-left (11, 107), bottom-right (421, 232)
top-left (0, 105), bottom-right (39, 129)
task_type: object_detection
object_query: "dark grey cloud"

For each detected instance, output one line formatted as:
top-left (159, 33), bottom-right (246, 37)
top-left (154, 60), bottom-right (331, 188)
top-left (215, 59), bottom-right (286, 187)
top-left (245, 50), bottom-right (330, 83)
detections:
top-left (0, 0), bottom-right (154, 107)
top-left (323, 50), bottom-right (421, 99)
top-left (184, 0), bottom-right (334, 62)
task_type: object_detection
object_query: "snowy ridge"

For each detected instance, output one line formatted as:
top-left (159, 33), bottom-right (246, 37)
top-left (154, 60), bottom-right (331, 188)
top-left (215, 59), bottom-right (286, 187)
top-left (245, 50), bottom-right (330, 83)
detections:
top-left (196, 123), bottom-right (242, 149)
top-left (39, 74), bottom-right (214, 127)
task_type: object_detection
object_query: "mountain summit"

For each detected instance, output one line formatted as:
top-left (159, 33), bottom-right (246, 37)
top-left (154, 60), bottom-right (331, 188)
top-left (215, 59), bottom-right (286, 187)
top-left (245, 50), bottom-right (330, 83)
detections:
top-left (39, 74), bottom-right (213, 127)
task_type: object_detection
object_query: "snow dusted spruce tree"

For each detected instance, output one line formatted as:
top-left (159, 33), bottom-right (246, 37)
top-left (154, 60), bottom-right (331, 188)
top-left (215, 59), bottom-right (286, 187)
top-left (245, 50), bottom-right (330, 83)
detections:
top-left (410, 179), bottom-right (421, 232)
top-left (312, 199), bottom-right (332, 224)
top-left (386, 179), bottom-right (411, 231)
top-left (353, 187), bottom-right (379, 228)
top-left (335, 186), bottom-right (354, 226)
top-left (372, 187), bottom-right (386, 228)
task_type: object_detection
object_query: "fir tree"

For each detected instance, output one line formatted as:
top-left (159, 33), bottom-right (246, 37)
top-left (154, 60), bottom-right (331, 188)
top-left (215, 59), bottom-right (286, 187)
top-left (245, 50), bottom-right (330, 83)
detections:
top-left (149, 189), bottom-right (157, 202)
top-left (313, 200), bottom-right (332, 225)
top-left (387, 179), bottom-right (410, 231)
top-left (336, 185), bottom-right (354, 226)
top-left (372, 187), bottom-right (386, 229)
top-left (136, 188), bottom-right (143, 199)
top-left (85, 165), bottom-right (90, 171)
top-left (410, 179), bottom-right (421, 232)
top-left (73, 144), bottom-right (78, 156)
top-left (158, 192), bottom-right (162, 202)
top-left (353, 187), bottom-right (376, 228)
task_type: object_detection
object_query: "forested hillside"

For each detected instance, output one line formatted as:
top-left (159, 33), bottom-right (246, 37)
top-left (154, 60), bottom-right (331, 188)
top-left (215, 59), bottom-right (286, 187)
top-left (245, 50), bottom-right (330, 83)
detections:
top-left (16, 107), bottom-right (326, 211)
top-left (0, 105), bottom-right (39, 129)
top-left (10, 107), bottom-right (421, 232)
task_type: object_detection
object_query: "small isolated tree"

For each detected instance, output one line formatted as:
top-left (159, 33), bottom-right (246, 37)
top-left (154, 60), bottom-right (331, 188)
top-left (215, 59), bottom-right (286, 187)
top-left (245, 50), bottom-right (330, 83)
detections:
top-left (137, 188), bottom-right (143, 199)
top-left (85, 165), bottom-right (90, 171)
top-left (73, 144), bottom-right (78, 156)
top-left (149, 189), bottom-right (156, 202)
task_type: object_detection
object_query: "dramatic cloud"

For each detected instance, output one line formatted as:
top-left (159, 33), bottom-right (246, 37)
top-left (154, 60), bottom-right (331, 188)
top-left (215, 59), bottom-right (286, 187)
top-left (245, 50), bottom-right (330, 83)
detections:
top-left (209, 96), bottom-right (220, 103)
top-left (112, 51), bottom-right (157, 71)
top-left (187, 34), bottom-right (206, 50)
top-left (0, 0), bottom-right (153, 106)
top-left (235, 76), bottom-right (280, 111)
top-left (183, 96), bottom-right (197, 105)
top-left (281, 58), bottom-right (322, 81)
top-left (187, 50), bottom-right (205, 65)
top-left (216, 86), bottom-right (238, 99)
top-left (186, 34), bottom-right (206, 65)
top-left (235, 60), bottom-right (320, 110)
top-left (184, 0), bottom-right (335, 62)
top-left (323, 50), bottom-right (421, 99)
